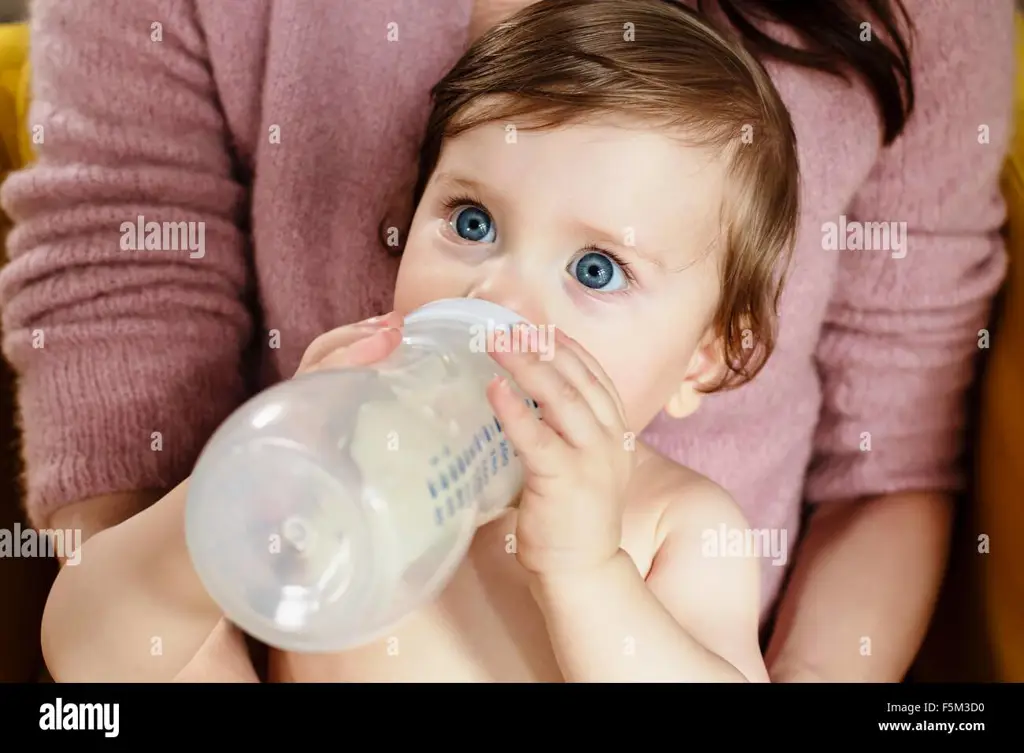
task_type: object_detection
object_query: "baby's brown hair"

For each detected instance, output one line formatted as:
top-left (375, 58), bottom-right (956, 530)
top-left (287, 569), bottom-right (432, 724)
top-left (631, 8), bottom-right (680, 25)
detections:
top-left (411, 0), bottom-right (799, 391)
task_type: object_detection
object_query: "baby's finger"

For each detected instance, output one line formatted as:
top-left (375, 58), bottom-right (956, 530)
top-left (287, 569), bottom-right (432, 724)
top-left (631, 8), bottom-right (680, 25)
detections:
top-left (304, 327), bottom-right (404, 375)
top-left (550, 328), bottom-right (627, 427)
top-left (295, 311), bottom-right (403, 375)
top-left (490, 346), bottom-right (603, 449)
top-left (487, 376), bottom-right (564, 479)
top-left (547, 328), bottom-right (622, 430)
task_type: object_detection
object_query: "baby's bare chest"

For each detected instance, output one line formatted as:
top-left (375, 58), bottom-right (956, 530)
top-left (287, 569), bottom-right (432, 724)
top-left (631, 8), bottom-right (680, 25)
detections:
top-left (271, 509), bottom-right (658, 682)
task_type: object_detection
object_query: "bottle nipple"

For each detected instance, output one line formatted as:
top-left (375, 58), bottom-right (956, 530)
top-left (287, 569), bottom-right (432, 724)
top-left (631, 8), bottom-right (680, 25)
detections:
top-left (281, 515), bottom-right (314, 554)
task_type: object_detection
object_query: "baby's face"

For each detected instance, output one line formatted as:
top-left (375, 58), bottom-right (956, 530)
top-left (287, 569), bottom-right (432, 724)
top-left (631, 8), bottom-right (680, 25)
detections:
top-left (394, 116), bottom-right (728, 431)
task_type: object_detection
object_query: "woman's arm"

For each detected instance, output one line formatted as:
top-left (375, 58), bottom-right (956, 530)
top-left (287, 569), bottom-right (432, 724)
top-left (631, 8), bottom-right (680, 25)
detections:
top-left (767, 0), bottom-right (1015, 682)
top-left (766, 491), bottom-right (953, 681)
top-left (0, 0), bottom-right (253, 533)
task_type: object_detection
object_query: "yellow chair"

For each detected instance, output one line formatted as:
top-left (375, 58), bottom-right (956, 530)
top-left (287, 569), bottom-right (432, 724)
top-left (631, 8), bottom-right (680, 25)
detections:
top-left (973, 13), bottom-right (1024, 681)
top-left (0, 21), bottom-right (30, 190)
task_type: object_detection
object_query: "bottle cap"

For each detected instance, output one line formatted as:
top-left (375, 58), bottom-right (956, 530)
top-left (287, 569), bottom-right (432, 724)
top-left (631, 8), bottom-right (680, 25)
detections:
top-left (404, 298), bottom-right (530, 330)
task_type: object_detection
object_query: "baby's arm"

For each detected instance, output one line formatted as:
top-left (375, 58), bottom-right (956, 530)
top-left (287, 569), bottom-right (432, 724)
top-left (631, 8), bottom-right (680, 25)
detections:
top-left (42, 480), bottom-right (232, 682)
top-left (529, 477), bottom-right (769, 683)
top-left (172, 618), bottom-right (260, 682)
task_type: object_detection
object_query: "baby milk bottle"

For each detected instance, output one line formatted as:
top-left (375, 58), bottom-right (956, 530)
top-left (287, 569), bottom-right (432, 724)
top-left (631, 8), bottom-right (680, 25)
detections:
top-left (185, 298), bottom-right (540, 653)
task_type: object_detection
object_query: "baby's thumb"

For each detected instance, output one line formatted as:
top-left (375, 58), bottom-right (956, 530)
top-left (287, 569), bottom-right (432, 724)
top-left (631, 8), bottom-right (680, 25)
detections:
top-left (294, 313), bottom-right (404, 377)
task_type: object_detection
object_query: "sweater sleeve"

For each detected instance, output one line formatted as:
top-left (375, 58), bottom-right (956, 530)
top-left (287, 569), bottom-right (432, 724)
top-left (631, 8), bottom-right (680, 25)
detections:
top-left (0, 0), bottom-right (253, 526)
top-left (805, 0), bottom-right (1015, 504)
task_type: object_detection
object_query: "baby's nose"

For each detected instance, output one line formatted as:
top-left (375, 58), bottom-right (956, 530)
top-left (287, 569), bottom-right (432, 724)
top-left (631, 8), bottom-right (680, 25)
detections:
top-left (462, 255), bottom-right (550, 326)
top-left (463, 289), bottom-right (545, 328)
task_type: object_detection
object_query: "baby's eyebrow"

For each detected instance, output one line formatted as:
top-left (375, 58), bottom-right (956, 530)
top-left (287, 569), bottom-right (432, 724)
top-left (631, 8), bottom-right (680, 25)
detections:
top-left (432, 172), bottom-right (491, 198)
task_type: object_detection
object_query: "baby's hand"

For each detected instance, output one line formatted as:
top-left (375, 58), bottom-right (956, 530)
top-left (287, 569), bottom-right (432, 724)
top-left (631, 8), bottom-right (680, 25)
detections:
top-left (294, 311), bottom-right (404, 376)
top-left (487, 326), bottom-right (635, 578)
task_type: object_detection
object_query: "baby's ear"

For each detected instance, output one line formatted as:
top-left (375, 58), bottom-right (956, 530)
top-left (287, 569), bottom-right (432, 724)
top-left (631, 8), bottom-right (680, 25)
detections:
top-left (663, 330), bottom-right (726, 419)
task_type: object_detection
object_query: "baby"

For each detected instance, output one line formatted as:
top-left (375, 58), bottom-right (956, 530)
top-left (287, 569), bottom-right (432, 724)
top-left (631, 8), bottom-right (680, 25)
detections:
top-left (42, 0), bottom-right (798, 683)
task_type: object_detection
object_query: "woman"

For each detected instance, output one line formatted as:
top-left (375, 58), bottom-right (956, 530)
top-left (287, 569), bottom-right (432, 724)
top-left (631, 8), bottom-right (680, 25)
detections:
top-left (1, 0), bottom-right (1013, 681)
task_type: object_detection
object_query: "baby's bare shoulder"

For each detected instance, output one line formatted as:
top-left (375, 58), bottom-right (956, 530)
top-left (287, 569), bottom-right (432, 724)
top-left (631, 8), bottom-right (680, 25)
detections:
top-left (632, 442), bottom-right (750, 549)
top-left (630, 445), bottom-right (768, 683)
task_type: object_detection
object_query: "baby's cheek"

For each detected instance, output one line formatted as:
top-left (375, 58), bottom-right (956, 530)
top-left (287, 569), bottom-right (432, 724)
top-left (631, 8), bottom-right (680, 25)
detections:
top-left (607, 349), bottom-right (684, 429)
top-left (590, 351), bottom-right (641, 411)
top-left (393, 231), bottom-right (472, 313)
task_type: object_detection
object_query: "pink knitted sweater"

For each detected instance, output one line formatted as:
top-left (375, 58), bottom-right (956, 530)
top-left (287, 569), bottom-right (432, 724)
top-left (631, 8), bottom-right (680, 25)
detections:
top-left (0, 0), bottom-right (1013, 619)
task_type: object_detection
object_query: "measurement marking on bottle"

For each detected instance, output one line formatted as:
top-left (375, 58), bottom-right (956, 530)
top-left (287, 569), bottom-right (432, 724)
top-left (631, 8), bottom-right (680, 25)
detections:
top-left (429, 411), bottom-right (518, 527)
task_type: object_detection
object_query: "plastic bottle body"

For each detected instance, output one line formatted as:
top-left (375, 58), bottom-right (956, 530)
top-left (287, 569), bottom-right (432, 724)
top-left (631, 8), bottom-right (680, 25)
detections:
top-left (185, 299), bottom-right (533, 653)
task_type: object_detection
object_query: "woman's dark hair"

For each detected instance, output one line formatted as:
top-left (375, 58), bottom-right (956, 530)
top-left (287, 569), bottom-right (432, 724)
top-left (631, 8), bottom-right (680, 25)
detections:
top-left (709, 0), bottom-right (915, 144)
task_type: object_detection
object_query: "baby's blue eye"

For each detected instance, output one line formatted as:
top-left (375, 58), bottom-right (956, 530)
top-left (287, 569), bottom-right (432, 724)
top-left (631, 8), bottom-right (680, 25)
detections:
top-left (570, 251), bottom-right (628, 292)
top-left (450, 205), bottom-right (496, 243)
